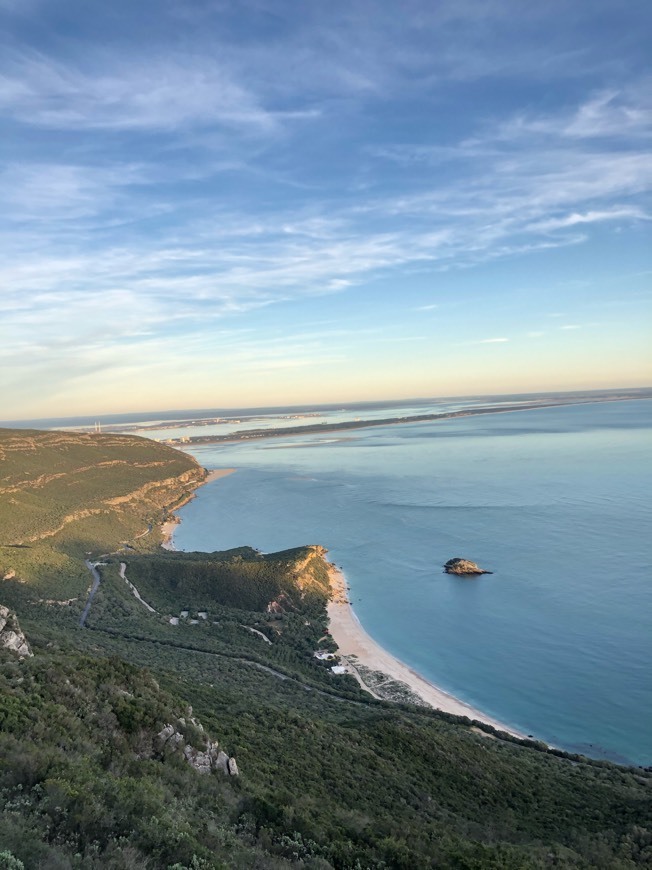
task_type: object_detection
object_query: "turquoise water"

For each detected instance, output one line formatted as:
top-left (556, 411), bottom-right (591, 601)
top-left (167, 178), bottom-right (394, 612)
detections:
top-left (172, 400), bottom-right (652, 765)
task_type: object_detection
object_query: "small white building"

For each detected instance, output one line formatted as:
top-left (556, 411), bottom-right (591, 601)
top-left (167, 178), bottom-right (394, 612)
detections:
top-left (331, 665), bottom-right (348, 675)
top-left (313, 650), bottom-right (336, 661)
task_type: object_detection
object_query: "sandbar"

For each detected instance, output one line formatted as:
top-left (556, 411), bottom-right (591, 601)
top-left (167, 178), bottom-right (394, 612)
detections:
top-left (326, 562), bottom-right (526, 738)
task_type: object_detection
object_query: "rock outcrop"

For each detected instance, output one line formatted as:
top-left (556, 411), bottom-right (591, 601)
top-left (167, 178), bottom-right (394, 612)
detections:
top-left (443, 558), bottom-right (493, 576)
top-left (155, 714), bottom-right (238, 776)
top-left (0, 605), bottom-right (33, 657)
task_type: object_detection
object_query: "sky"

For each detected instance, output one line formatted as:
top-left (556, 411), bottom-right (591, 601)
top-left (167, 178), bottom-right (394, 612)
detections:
top-left (1, 0), bottom-right (651, 420)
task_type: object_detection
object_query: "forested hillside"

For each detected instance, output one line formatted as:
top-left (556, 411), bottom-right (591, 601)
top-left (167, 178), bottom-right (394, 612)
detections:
top-left (0, 427), bottom-right (204, 611)
top-left (0, 429), bottom-right (650, 869)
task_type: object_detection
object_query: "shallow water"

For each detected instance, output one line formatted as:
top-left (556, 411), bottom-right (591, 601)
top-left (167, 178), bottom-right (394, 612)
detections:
top-left (172, 400), bottom-right (652, 765)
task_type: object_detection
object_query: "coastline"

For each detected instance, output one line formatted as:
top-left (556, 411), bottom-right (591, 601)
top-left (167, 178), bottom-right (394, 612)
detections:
top-left (161, 468), bottom-right (236, 550)
top-left (171, 394), bottom-right (650, 448)
top-left (326, 561), bottom-right (527, 739)
top-left (159, 466), bottom-right (528, 738)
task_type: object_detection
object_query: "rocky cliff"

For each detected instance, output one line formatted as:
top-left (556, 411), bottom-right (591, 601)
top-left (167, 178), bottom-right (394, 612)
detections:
top-left (0, 605), bottom-right (32, 657)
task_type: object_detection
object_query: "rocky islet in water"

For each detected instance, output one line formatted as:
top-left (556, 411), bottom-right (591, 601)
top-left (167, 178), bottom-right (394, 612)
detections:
top-left (443, 558), bottom-right (493, 576)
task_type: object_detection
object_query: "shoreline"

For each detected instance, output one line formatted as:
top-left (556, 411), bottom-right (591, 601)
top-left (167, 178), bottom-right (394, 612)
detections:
top-left (159, 466), bottom-right (529, 738)
top-left (160, 468), bottom-right (236, 550)
top-left (326, 561), bottom-right (527, 739)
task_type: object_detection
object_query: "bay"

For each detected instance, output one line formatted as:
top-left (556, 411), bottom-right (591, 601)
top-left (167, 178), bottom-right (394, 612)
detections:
top-left (172, 399), bottom-right (652, 765)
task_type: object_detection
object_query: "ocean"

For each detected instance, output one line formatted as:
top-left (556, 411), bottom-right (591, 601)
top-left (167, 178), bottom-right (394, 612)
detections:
top-left (168, 400), bottom-right (651, 765)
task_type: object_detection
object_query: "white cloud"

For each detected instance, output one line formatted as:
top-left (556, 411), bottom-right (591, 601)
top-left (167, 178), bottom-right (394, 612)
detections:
top-left (1, 5), bottom-right (650, 415)
top-left (492, 85), bottom-right (652, 142)
top-left (525, 207), bottom-right (650, 234)
top-left (0, 50), bottom-right (299, 132)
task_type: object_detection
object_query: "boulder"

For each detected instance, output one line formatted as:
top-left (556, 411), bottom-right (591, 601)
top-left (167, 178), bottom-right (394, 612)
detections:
top-left (154, 720), bottom-right (237, 776)
top-left (443, 558), bottom-right (493, 576)
top-left (0, 605), bottom-right (32, 657)
top-left (214, 750), bottom-right (230, 774)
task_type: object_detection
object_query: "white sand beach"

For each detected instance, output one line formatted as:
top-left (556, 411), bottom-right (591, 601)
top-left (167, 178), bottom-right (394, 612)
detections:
top-left (326, 562), bottom-right (526, 738)
top-left (159, 468), bottom-right (525, 739)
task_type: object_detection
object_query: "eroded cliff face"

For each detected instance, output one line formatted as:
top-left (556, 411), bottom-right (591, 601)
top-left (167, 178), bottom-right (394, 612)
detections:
top-left (266, 545), bottom-right (332, 613)
top-left (0, 606), bottom-right (32, 657)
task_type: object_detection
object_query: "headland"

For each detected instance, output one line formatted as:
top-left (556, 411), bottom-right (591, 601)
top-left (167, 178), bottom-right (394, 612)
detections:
top-left (167, 468), bottom-right (527, 737)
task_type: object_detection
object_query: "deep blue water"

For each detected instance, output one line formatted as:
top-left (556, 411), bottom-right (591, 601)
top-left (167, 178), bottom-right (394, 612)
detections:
top-left (172, 400), bottom-right (652, 765)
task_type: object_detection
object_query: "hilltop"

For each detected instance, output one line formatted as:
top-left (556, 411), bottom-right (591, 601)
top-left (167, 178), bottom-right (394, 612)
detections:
top-left (0, 427), bottom-right (204, 615)
top-left (0, 429), bottom-right (650, 869)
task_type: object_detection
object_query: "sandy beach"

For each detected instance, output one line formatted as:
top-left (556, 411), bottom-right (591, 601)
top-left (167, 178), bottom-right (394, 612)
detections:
top-left (159, 467), bottom-right (525, 738)
top-left (326, 562), bottom-right (526, 738)
top-left (161, 468), bottom-right (236, 550)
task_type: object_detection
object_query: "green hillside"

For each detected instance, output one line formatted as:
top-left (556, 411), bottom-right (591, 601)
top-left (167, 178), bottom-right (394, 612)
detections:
top-left (0, 429), bottom-right (650, 869)
top-left (0, 427), bottom-right (205, 608)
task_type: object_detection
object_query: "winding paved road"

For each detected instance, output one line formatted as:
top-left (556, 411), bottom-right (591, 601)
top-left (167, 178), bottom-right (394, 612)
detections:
top-left (79, 560), bottom-right (101, 627)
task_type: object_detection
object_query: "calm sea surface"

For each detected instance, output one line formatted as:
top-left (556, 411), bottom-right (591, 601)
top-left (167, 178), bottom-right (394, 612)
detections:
top-left (172, 400), bottom-right (652, 765)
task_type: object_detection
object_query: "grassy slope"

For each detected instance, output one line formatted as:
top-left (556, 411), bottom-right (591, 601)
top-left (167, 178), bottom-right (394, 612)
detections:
top-left (0, 429), bottom-right (651, 870)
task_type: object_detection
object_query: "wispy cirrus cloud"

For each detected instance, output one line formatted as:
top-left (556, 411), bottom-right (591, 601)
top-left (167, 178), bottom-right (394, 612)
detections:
top-left (0, 49), bottom-right (315, 132)
top-left (1, 0), bottom-right (650, 416)
top-left (493, 86), bottom-right (652, 141)
top-left (525, 207), bottom-right (650, 234)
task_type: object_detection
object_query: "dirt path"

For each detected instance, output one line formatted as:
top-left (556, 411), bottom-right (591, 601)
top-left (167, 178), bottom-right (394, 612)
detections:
top-left (119, 562), bottom-right (157, 613)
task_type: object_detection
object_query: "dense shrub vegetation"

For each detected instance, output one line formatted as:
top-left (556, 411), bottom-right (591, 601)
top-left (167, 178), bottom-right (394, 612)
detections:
top-left (1, 427), bottom-right (650, 868)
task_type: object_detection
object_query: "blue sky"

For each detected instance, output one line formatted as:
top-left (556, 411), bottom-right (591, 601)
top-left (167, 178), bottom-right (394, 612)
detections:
top-left (1, 0), bottom-right (650, 419)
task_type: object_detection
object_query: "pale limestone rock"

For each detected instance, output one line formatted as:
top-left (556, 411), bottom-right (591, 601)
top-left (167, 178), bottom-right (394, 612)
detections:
top-left (169, 732), bottom-right (185, 750)
top-left (0, 606), bottom-right (32, 657)
top-left (215, 750), bottom-right (230, 774)
top-left (155, 723), bottom-right (176, 747)
top-left (154, 718), bottom-right (235, 775)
